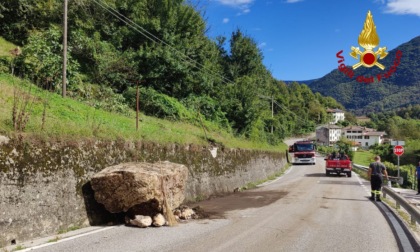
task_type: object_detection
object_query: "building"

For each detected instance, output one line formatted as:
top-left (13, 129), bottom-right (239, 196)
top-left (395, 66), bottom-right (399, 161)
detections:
top-left (316, 125), bottom-right (342, 146)
top-left (350, 141), bottom-right (361, 151)
top-left (326, 108), bottom-right (345, 124)
top-left (342, 126), bottom-right (386, 148)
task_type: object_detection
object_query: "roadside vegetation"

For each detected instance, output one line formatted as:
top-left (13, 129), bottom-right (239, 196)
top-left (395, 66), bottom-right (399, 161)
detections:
top-left (0, 1), bottom-right (342, 150)
top-left (364, 109), bottom-right (420, 166)
top-left (351, 146), bottom-right (417, 189)
top-left (0, 73), bottom-right (287, 151)
top-left (0, 37), bottom-right (16, 58)
top-left (352, 150), bottom-right (375, 166)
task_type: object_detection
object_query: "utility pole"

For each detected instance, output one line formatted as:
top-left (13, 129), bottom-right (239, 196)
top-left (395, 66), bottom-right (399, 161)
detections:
top-left (62, 0), bottom-right (68, 97)
top-left (271, 96), bottom-right (274, 134)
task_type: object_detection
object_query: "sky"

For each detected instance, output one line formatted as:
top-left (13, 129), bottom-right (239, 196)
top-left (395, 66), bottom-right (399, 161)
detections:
top-left (193, 0), bottom-right (420, 81)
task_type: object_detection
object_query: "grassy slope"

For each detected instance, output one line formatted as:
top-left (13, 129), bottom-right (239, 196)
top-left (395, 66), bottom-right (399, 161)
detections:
top-left (352, 150), bottom-right (375, 166)
top-left (0, 73), bottom-right (286, 152)
top-left (0, 36), bottom-right (286, 151)
top-left (0, 37), bottom-right (16, 57)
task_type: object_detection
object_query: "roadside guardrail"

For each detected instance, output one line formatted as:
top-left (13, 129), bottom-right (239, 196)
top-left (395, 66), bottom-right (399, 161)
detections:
top-left (352, 163), bottom-right (420, 225)
top-left (382, 187), bottom-right (420, 225)
top-left (352, 163), bottom-right (404, 184)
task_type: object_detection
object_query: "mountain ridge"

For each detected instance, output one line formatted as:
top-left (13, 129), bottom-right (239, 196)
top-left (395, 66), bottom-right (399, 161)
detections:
top-left (305, 36), bottom-right (420, 115)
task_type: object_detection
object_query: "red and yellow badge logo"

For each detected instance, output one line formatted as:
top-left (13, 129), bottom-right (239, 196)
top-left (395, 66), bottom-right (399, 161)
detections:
top-left (350, 11), bottom-right (388, 70)
top-left (336, 10), bottom-right (402, 84)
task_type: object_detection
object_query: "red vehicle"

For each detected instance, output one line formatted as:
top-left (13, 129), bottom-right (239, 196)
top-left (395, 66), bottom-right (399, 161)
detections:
top-left (288, 140), bottom-right (316, 165)
top-left (325, 153), bottom-right (352, 177)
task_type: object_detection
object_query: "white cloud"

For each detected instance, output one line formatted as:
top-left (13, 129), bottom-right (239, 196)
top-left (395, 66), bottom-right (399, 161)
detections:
top-left (216, 0), bottom-right (254, 7)
top-left (383, 0), bottom-right (420, 16)
top-left (223, 18), bottom-right (230, 23)
top-left (285, 0), bottom-right (303, 3)
top-left (258, 42), bottom-right (267, 48)
top-left (216, 0), bottom-right (254, 15)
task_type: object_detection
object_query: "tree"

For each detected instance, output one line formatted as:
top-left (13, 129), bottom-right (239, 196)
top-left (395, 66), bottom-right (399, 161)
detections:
top-left (336, 137), bottom-right (354, 160)
top-left (227, 29), bottom-right (265, 79)
top-left (0, 0), bottom-right (61, 43)
top-left (16, 25), bottom-right (79, 91)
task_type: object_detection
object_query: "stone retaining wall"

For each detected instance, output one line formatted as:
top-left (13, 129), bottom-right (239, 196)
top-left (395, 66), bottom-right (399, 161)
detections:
top-left (0, 135), bottom-right (287, 247)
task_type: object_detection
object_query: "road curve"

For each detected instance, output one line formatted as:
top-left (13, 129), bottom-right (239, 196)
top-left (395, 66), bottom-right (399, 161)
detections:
top-left (27, 155), bottom-right (403, 252)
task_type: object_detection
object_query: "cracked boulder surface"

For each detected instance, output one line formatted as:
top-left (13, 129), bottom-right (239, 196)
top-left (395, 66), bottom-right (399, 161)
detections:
top-left (90, 161), bottom-right (188, 213)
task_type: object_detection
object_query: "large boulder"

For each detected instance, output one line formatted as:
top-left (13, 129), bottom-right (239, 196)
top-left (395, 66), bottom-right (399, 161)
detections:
top-left (90, 161), bottom-right (188, 213)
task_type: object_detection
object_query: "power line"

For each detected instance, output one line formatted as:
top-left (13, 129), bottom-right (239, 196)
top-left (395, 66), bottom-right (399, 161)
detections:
top-left (91, 0), bottom-right (312, 133)
top-left (91, 0), bottom-right (236, 86)
top-left (273, 100), bottom-right (308, 124)
top-left (258, 95), bottom-right (307, 124)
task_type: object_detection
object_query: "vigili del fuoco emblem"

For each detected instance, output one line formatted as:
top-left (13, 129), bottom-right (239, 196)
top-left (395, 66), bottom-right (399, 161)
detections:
top-left (350, 11), bottom-right (388, 70)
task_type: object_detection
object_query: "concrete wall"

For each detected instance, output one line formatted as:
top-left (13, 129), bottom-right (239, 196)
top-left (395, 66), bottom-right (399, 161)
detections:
top-left (0, 135), bottom-right (287, 247)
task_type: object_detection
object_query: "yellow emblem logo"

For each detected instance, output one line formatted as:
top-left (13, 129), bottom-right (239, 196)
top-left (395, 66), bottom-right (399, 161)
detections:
top-left (350, 11), bottom-right (388, 70)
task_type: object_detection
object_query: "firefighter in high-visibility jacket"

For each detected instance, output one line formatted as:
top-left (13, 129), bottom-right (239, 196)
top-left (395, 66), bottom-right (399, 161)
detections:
top-left (368, 156), bottom-right (389, 202)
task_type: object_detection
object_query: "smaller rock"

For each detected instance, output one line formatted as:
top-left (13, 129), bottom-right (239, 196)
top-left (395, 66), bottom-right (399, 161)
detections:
top-left (0, 135), bottom-right (10, 145)
top-left (130, 215), bottom-right (152, 228)
top-left (180, 208), bottom-right (195, 220)
top-left (153, 213), bottom-right (166, 227)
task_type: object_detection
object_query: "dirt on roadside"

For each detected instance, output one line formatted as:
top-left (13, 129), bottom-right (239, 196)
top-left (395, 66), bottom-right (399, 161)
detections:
top-left (188, 189), bottom-right (289, 219)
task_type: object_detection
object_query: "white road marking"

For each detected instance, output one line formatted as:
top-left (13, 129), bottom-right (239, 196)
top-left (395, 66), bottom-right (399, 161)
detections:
top-left (20, 226), bottom-right (116, 251)
top-left (355, 172), bottom-right (370, 196)
top-left (257, 165), bottom-right (294, 187)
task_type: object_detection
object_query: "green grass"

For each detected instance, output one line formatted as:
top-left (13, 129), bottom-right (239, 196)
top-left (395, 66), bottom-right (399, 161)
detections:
top-left (0, 73), bottom-right (287, 152)
top-left (47, 236), bottom-right (60, 243)
top-left (0, 37), bottom-right (17, 58)
top-left (11, 245), bottom-right (25, 251)
top-left (58, 225), bottom-right (81, 234)
top-left (352, 150), bottom-right (375, 166)
top-left (382, 197), bottom-right (419, 234)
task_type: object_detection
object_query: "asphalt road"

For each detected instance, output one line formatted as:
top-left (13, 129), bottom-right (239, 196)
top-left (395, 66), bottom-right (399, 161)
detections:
top-left (24, 154), bottom-right (404, 252)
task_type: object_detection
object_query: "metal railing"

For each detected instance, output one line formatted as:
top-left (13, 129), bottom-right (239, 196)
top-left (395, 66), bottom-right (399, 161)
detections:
top-left (352, 163), bottom-right (420, 225)
top-left (382, 186), bottom-right (420, 225)
top-left (352, 164), bottom-right (404, 184)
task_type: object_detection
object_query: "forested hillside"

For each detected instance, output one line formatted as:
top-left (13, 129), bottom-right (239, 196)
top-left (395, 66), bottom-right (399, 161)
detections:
top-left (0, 0), bottom-right (342, 145)
top-left (308, 36), bottom-right (420, 115)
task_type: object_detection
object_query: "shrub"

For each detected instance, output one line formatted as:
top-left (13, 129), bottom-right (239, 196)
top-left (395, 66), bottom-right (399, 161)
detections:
top-left (383, 161), bottom-right (415, 188)
top-left (123, 87), bottom-right (194, 121)
top-left (14, 25), bottom-right (79, 91)
top-left (0, 57), bottom-right (11, 73)
top-left (70, 83), bottom-right (131, 115)
top-left (182, 95), bottom-right (230, 130)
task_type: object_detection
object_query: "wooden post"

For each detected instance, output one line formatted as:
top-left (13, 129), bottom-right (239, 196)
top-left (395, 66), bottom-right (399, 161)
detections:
top-left (136, 80), bottom-right (139, 131)
top-left (62, 0), bottom-right (68, 97)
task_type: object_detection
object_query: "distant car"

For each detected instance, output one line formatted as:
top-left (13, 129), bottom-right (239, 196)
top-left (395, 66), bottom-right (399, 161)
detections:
top-left (325, 153), bottom-right (352, 177)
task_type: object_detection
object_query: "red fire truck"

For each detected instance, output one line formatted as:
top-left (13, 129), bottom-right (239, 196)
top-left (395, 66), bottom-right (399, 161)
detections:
top-left (288, 140), bottom-right (316, 165)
